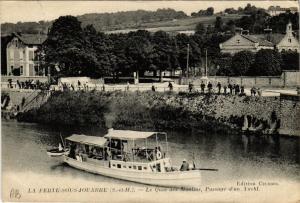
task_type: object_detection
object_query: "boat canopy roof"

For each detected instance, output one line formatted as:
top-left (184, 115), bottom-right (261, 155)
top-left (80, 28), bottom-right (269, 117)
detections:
top-left (66, 134), bottom-right (107, 147)
top-left (104, 130), bottom-right (164, 140)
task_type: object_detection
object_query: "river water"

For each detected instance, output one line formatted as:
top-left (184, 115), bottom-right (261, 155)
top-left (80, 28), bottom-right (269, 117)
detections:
top-left (2, 120), bottom-right (300, 202)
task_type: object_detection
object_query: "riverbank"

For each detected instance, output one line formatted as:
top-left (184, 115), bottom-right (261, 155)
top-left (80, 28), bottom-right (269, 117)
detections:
top-left (16, 90), bottom-right (300, 135)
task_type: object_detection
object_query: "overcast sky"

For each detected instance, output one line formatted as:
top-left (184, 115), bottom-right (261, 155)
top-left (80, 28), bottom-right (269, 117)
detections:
top-left (0, 1), bottom-right (299, 23)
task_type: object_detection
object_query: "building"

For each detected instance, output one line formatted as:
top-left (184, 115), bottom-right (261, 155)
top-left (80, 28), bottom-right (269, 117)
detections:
top-left (267, 6), bottom-right (298, 16)
top-left (6, 32), bottom-right (47, 76)
top-left (219, 22), bottom-right (300, 54)
top-left (219, 32), bottom-right (274, 55)
top-left (276, 22), bottom-right (300, 52)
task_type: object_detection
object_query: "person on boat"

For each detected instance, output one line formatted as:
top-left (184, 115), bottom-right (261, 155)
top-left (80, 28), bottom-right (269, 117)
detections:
top-left (180, 159), bottom-right (189, 171)
top-left (69, 143), bottom-right (76, 159)
top-left (58, 143), bottom-right (63, 152)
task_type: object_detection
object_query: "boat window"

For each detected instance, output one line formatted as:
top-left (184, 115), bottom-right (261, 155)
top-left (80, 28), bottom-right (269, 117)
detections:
top-left (117, 164), bottom-right (121, 168)
top-left (112, 164), bottom-right (116, 167)
top-left (143, 167), bottom-right (147, 170)
top-left (129, 166), bottom-right (132, 169)
top-left (133, 165), bottom-right (137, 170)
top-left (123, 165), bottom-right (126, 168)
top-left (138, 166), bottom-right (142, 170)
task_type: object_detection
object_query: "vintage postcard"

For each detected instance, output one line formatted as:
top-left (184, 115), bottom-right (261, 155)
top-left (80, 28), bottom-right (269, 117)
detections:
top-left (1, 0), bottom-right (299, 202)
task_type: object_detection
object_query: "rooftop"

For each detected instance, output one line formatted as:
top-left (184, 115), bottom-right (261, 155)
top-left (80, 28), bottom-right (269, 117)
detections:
top-left (104, 129), bottom-right (165, 140)
top-left (13, 32), bottom-right (47, 45)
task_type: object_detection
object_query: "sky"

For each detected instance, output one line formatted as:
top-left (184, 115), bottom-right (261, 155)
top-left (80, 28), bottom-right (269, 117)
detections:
top-left (0, 1), bottom-right (299, 23)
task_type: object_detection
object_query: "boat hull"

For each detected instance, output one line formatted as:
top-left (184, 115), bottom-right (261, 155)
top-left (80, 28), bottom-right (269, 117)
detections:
top-left (64, 156), bottom-right (201, 188)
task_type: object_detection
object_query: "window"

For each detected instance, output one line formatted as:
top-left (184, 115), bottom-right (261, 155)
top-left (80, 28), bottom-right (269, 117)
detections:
top-left (129, 166), bottom-right (132, 169)
top-left (123, 165), bottom-right (126, 168)
top-left (143, 167), bottom-right (147, 170)
top-left (133, 165), bottom-right (137, 170)
top-left (288, 38), bottom-right (292, 43)
top-left (20, 66), bottom-right (23, 75)
top-left (112, 164), bottom-right (116, 167)
top-left (237, 39), bottom-right (240, 44)
top-left (138, 166), bottom-right (142, 170)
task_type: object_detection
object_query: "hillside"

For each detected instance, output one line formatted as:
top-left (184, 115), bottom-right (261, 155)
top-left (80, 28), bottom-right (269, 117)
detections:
top-left (1, 8), bottom-right (187, 35)
top-left (1, 8), bottom-right (243, 35)
top-left (106, 14), bottom-right (244, 34)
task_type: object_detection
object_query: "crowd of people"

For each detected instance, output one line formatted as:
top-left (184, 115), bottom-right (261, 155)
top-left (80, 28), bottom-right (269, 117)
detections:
top-left (5, 78), bottom-right (263, 97)
top-left (7, 79), bottom-right (50, 90)
top-left (186, 81), bottom-right (262, 96)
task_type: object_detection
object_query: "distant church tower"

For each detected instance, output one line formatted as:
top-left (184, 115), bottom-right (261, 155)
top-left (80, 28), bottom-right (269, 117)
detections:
top-left (276, 21), bottom-right (300, 52)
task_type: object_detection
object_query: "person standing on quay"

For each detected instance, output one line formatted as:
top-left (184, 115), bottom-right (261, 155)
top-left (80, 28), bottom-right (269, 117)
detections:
top-left (188, 82), bottom-right (194, 93)
top-left (200, 81), bottom-right (205, 94)
top-left (241, 86), bottom-right (245, 95)
top-left (168, 82), bottom-right (173, 91)
top-left (228, 83), bottom-right (233, 95)
top-left (233, 84), bottom-right (236, 95)
top-left (207, 82), bottom-right (212, 94)
top-left (151, 83), bottom-right (156, 92)
top-left (223, 85), bottom-right (227, 95)
top-left (217, 82), bottom-right (221, 94)
top-left (235, 84), bottom-right (240, 95)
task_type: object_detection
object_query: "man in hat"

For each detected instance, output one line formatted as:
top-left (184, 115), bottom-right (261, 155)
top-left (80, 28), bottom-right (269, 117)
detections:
top-left (180, 159), bottom-right (189, 171)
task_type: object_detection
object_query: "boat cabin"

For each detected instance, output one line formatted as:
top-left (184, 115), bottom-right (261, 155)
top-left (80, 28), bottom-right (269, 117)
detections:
top-left (65, 129), bottom-right (172, 173)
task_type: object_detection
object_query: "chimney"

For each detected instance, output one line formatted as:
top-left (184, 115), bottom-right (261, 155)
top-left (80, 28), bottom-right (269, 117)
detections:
top-left (264, 26), bottom-right (272, 41)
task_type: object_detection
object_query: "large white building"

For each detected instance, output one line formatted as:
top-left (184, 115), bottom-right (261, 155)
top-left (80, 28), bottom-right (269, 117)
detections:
top-left (6, 32), bottom-right (47, 76)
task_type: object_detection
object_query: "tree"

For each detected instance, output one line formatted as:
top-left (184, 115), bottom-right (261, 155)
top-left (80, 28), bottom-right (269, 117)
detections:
top-left (151, 31), bottom-right (178, 77)
top-left (195, 23), bottom-right (206, 35)
top-left (41, 16), bottom-right (90, 77)
top-left (249, 49), bottom-right (282, 76)
top-left (231, 51), bottom-right (255, 76)
top-left (281, 51), bottom-right (300, 71)
top-left (206, 7), bottom-right (214, 16)
top-left (214, 16), bottom-right (223, 32)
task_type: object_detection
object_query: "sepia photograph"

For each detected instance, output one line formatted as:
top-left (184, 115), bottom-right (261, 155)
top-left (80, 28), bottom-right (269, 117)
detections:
top-left (1, 1), bottom-right (299, 202)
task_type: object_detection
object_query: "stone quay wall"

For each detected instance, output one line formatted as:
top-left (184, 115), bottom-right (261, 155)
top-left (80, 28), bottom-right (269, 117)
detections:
top-left (13, 90), bottom-right (300, 136)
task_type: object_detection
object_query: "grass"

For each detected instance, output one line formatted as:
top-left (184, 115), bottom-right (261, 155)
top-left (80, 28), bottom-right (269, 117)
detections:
top-left (105, 14), bottom-right (244, 33)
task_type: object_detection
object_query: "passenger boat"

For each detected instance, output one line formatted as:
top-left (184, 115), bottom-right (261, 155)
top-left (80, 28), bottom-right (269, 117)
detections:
top-left (49, 129), bottom-right (204, 187)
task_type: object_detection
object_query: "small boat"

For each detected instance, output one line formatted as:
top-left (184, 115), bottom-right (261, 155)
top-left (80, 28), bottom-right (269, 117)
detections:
top-left (48, 129), bottom-right (213, 187)
top-left (47, 148), bottom-right (69, 157)
top-left (47, 143), bottom-right (69, 157)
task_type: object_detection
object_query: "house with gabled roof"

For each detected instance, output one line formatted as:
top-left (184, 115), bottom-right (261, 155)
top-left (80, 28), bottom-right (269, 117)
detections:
top-left (6, 32), bottom-right (47, 76)
top-left (219, 33), bottom-right (274, 54)
top-left (219, 22), bottom-right (300, 55)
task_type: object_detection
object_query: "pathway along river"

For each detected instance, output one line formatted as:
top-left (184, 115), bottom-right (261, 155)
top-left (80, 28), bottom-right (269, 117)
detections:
top-left (2, 120), bottom-right (300, 202)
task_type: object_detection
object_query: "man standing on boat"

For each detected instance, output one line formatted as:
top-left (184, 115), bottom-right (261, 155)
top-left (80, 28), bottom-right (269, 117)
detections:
top-left (180, 159), bottom-right (189, 171)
